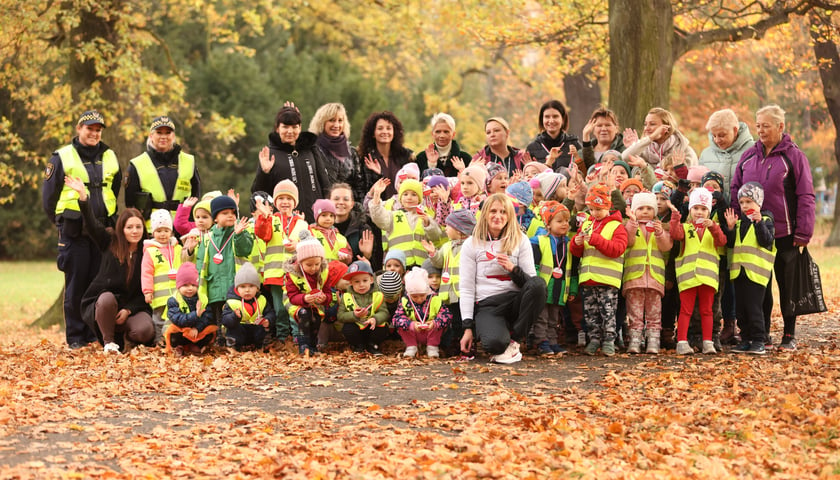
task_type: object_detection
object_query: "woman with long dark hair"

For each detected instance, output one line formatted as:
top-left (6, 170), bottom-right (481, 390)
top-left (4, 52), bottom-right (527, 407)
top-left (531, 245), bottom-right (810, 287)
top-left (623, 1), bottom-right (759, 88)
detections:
top-left (358, 111), bottom-right (414, 199)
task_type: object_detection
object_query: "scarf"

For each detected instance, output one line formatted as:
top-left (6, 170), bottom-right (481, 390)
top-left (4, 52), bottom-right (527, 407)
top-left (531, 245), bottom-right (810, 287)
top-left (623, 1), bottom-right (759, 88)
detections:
top-left (647, 134), bottom-right (678, 164)
top-left (311, 225), bottom-right (337, 249)
top-left (317, 133), bottom-right (351, 160)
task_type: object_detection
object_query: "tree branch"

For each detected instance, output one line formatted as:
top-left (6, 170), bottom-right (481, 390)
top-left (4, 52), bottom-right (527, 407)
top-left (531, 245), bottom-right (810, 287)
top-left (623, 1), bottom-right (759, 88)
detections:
top-left (134, 25), bottom-right (186, 83)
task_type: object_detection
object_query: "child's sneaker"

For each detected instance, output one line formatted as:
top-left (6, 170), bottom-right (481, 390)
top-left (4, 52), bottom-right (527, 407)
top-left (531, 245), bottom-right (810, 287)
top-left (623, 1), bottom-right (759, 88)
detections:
top-left (578, 331), bottom-right (587, 347)
top-left (747, 341), bottom-right (767, 355)
top-left (365, 343), bottom-right (384, 356)
top-left (550, 344), bottom-right (567, 355)
top-left (537, 340), bottom-right (554, 356)
top-left (491, 341), bottom-right (522, 364)
top-left (779, 334), bottom-right (797, 351)
top-left (403, 346), bottom-right (418, 358)
top-left (702, 340), bottom-right (716, 355)
top-left (732, 342), bottom-right (751, 354)
top-left (426, 346), bottom-right (440, 358)
top-left (646, 333), bottom-right (660, 354)
top-left (676, 341), bottom-right (693, 355)
top-left (601, 341), bottom-right (616, 357)
top-left (103, 342), bottom-right (120, 354)
top-left (584, 340), bottom-right (600, 356)
top-left (627, 331), bottom-right (643, 354)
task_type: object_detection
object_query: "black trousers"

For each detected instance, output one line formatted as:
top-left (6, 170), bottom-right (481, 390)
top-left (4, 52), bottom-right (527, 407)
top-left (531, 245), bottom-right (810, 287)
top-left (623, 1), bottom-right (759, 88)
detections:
top-left (473, 276), bottom-right (547, 355)
top-left (734, 273), bottom-right (769, 343)
top-left (57, 230), bottom-right (101, 345)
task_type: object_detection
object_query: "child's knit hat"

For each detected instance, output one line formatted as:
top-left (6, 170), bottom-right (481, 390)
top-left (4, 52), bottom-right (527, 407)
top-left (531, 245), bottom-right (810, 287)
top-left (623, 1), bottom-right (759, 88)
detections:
top-left (585, 184), bottom-right (612, 210)
top-left (404, 267), bottom-right (431, 295)
top-left (378, 271), bottom-right (404, 300)
top-left (446, 209), bottom-right (477, 236)
top-left (395, 163), bottom-right (421, 191)
top-left (619, 178), bottom-right (644, 193)
top-left (210, 195), bottom-right (238, 220)
top-left (652, 181), bottom-right (673, 198)
top-left (398, 179), bottom-right (424, 201)
top-left (295, 230), bottom-right (325, 261)
top-left (505, 181), bottom-right (533, 207)
top-left (539, 201), bottom-right (569, 225)
top-left (738, 182), bottom-right (765, 208)
top-left (234, 262), bottom-right (261, 288)
top-left (688, 187), bottom-right (713, 211)
top-left (150, 209), bottom-right (173, 232)
top-left (175, 262), bottom-right (199, 289)
top-left (273, 180), bottom-right (299, 208)
top-left (523, 161), bottom-right (550, 176)
top-left (460, 166), bottom-right (487, 191)
top-left (536, 171), bottom-right (565, 200)
top-left (611, 159), bottom-right (631, 177)
top-left (193, 199), bottom-right (213, 218)
top-left (687, 165), bottom-right (711, 184)
top-left (425, 175), bottom-right (449, 191)
top-left (420, 258), bottom-right (442, 276)
top-left (312, 199), bottom-right (336, 219)
top-left (631, 192), bottom-right (658, 213)
top-left (250, 191), bottom-right (272, 213)
top-left (384, 249), bottom-right (407, 269)
top-left (485, 163), bottom-right (506, 188)
top-left (422, 167), bottom-right (444, 179)
top-left (601, 150), bottom-right (623, 163)
top-left (701, 171), bottom-right (725, 192)
top-left (344, 260), bottom-right (375, 280)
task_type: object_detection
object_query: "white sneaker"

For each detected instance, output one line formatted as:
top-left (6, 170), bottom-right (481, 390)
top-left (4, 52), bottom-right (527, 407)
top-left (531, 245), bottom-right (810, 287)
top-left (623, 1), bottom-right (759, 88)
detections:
top-left (578, 331), bottom-right (587, 347)
top-left (403, 346), bottom-right (418, 358)
top-left (491, 341), bottom-right (522, 364)
top-left (676, 341), bottom-right (693, 355)
top-left (103, 342), bottom-right (120, 354)
top-left (702, 340), bottom-right (717, 355)
top-left (426, 346), bottom-right (440, 358)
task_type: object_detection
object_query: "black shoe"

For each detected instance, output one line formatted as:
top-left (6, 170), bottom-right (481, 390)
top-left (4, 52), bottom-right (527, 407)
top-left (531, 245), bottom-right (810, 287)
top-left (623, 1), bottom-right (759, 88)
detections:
top-left (365, 343), bottom-right (383, 356)
top-left (68, 342), bottom-right (88, 350)
top-left (731, 342), bottom-right (751, 354)
top-left (747, 341), bottom-right (767, 355)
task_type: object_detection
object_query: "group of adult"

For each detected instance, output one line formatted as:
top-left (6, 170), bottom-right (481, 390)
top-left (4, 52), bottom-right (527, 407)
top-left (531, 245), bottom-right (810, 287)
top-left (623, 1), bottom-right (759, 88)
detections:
top-left (43, 99), bottom-right (815, 355)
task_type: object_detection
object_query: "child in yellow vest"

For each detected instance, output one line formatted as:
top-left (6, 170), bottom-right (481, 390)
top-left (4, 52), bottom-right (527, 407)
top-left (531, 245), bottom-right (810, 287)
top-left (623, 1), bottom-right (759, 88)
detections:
top-left (254, 180), bottom-right (309, 340)
top-left (393, 268), bottom-right (452, 358)
top-left (163, 262), bottom-right (218, 354)
top-left (370, 178), bottom-right (442, 269)
top-left (668, 188), bottom-right (727, 355)
top-left (337, 260), bottom-right (390, 355)
top-left (283, 231), bottom-right (336, 355)
top-left (622, 192), bottom-right (672, 354)
top-left (723, 182), bottom-right (776, 355)
top-left (221, 262), bottom-right (275, 351)
top-left (530, 202), bottom-right (577, 355)
top-left (570, 184), bottom-right (628, 356)
top-left (310, 199), bottom-right (352, 264)
top-left (142, 209), bottom-right (183, 344)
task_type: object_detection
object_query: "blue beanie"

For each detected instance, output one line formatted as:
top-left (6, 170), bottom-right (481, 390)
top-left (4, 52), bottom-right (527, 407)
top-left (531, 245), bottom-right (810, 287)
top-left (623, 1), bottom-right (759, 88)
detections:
top-left (210, 195), bottom-right (238, 220)
top-left (384, 249), bottom-right (407, 268)
top-left (505, 181), bottom-right (533, 207)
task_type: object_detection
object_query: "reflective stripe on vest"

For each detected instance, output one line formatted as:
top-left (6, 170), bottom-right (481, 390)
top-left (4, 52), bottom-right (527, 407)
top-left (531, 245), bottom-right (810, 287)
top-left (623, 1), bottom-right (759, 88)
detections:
top-left (437, 242), bottom-right (461, 304)
top-left (578, 219), bottom-right (624, 288)
top-left (262, 215), bottom-right (308, 280)
top-left (283, 268), bottom-right (330, 317)
top-left (235, 224), bottom-right (266, 280)
top-left (386, 210), bottom-right (428, 267)
top-left (55, 144), bottom-right (119, 216)
top-left (675, 224), bottom-right (719, 291)
top-left (537, 235), bottom-right (573, 303)
top-left (729, 219), bottom-right (776, 285)
top-left (147, 244), bottom-right (183, 309)
top-left (400, 295), bottom-right (443, 325)
top-left (622, 229), bottom-right (666, 285)
top-left (130, 151), bottom-right (195, 203)
top-left (226, 296), bottom-right (268, 324)
top-left (343, 291), bottom-right (385, 326)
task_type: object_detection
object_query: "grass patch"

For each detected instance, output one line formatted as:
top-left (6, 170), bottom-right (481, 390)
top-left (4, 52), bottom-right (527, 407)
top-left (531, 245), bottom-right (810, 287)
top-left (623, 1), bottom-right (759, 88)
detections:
top-left (0, 261), bottom-right (63, 328)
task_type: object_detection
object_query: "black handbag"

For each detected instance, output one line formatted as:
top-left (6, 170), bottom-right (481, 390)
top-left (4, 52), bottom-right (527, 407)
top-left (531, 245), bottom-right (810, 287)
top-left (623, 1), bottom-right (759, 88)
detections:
top-left (782, 247), bottom-right (827, 317)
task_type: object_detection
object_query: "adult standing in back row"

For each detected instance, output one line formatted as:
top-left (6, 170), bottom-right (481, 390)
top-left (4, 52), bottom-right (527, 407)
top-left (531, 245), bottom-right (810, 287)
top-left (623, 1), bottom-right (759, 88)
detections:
top-left (42, 110), bottom-right (122, 349)
top-left (730, 104), bottom-right (815, 351)
top-left (525, 99), bottom-right (582, 172)
top-left (125, 116), bottom-right (201, 234)
top-left (359, 111), bottom-right (414, 200)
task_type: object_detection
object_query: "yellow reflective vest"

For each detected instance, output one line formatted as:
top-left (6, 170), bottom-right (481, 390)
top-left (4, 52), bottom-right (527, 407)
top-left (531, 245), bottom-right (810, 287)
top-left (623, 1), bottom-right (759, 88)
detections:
top-left (262, 214), bottom-right (308, 281)
top-left (130, 151), bottom-right (195, 228)
top-left (536, 235), bottom-right (574, 304)
top-left (283, 267), bottom-right (332, 318)
top-left (386, 210), bottom-right (428, 267)
top-left (342, 291), bottom-right (386, 328)
top-left (145, 243), bottom-right (183, 309)
top-left (729, 218), bottom-right (776, 286)
top-left (622, 228), bottom-right (666, 286)
top-left (675, 224), bottom-right (719, 292)
top-left (226, 296), bottom-right (269, 325)
top-left (310, 226), bottom-right (350, 263)
top-left (54, 144), bottom-right (119, 216)
top-left (437, 241), bottom-right (462, 304)
top-left (400, 295), bottom-right (443, 326)
top-left (578, 219), bottom-right (624, 289)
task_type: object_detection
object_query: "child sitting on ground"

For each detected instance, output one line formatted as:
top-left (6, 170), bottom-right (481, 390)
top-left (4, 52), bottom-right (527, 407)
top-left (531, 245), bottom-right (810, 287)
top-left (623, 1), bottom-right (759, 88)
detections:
top-left (164, 262), bottom-right (218, 354)
top-left (393, 267), bottom-right (451, 358)
top-left (337, 260), bottom-right (390, 355)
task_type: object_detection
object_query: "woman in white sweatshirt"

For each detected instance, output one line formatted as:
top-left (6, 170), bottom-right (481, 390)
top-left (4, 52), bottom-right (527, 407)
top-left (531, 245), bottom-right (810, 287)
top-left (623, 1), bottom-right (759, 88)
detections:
top-left (458, 193), bottom-right (547, 364)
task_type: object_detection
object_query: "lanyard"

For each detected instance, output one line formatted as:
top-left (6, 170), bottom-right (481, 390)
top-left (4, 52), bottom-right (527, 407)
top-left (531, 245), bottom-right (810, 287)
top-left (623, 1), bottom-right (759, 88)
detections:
top-left (552, 235), bottom-right (565, 268)
top-left (209, 230), bottom-right (233, 256)
top-left (281, 214), bottom-right (296, 237)
top-left (408, 297), bottom-right (430, 324)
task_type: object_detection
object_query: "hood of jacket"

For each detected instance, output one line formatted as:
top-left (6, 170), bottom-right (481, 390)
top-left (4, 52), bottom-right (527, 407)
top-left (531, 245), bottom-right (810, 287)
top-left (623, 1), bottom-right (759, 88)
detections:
top-left (268, 131), bottom-right (318, 152)
top-left (705, 121), bottom-right (754, 155)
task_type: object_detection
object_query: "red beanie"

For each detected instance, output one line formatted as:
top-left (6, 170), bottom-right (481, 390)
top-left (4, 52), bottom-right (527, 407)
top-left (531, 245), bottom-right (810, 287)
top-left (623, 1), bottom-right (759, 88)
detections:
top-left (176, 262), bottom-right (199, 289)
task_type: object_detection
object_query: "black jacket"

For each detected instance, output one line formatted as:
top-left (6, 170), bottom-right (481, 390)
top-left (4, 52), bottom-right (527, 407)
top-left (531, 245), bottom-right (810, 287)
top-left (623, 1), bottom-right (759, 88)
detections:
top-left (124, 144), bottom-right (201, 215)
top-left (525, 131), bottom-right (583, 171)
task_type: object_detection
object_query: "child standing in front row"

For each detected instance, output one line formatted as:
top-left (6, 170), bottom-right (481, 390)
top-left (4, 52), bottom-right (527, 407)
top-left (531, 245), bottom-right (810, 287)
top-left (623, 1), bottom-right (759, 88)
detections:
top-left (393, 267), bottom-right (451, 358)
top-left (531, 202), bottom-right (577, 355)
top-left (338, 260), bottom-right (390, 355)
top-left (164, 262), bottom-right (218, 354)
top-left (142, 209), bottom-right (183, 344)
top-left (669, 188), bottom-right (727, 355)
top-left (724, 182), bottom-right (776, 355)
top-left (570, 184), bottom-right (628, 357)
top-left (622, 192), bottom-right (672, 354)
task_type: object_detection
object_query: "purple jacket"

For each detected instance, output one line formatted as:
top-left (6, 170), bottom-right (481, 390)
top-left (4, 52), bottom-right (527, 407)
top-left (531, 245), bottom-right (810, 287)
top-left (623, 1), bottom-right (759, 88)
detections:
top-left (730, 134), bottom-right (815, 244)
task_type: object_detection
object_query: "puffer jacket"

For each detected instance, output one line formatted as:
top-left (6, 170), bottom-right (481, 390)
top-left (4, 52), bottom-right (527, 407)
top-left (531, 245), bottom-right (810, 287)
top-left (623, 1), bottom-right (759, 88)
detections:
top-left (698, 121), bottom-right (754, 199)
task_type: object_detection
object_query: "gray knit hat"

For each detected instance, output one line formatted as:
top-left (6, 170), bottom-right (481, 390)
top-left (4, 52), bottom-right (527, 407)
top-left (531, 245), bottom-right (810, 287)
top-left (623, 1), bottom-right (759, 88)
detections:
top-left (420, 258), bottom-right (442, 276)
top-left (235, 262), bottom-right (260, 288)
top-left (738, 182), bottom-right (765, 208)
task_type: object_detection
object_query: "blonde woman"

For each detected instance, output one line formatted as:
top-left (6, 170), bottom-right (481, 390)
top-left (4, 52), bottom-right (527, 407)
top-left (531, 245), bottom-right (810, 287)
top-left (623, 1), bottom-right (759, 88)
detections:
top-left (310, 103), bottom-right (364, 202)
top-left (458, 193), bottom-right (546, 364)
top-left (622, 107), bottom-right (698, 167)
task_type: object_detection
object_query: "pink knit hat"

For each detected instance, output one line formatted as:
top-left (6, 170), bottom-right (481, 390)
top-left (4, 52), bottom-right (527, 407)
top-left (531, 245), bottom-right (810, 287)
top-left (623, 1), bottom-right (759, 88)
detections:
top-left (295, 230), bottom-right (325, 261)
top-left (175, 262), bottom-right (199, 289)
top-left (273, 180), bottom-right (299, 208)
top-left (404, 267), bottom-right (430, 295)
top-left (312, 199), bottom-right (336, 219)
top-left (460, 166), bottom-right (487, 190)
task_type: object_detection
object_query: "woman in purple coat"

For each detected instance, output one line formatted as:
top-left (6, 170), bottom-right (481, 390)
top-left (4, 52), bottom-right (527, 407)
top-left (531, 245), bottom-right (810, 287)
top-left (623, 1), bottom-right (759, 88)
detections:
top-left (730, 104), bottom-right (816, 351)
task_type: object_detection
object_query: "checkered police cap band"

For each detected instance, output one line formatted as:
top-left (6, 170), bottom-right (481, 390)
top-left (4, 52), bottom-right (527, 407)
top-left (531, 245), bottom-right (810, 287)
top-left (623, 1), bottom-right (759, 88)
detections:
top-left (77, 111), bottom-right (105, 127)
top-left (150, 116), bottom-right (175, 132)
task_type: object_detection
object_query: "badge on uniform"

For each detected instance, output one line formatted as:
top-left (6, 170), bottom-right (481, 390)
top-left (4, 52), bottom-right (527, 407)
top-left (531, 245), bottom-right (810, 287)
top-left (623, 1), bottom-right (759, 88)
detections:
top-left (44, 163), bottom-right (55, 180)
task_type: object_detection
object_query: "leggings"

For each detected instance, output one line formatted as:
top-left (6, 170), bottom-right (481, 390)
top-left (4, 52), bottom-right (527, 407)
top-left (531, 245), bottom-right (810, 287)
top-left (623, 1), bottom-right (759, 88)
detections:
top-left (94, 292), bottom-right (154, 345)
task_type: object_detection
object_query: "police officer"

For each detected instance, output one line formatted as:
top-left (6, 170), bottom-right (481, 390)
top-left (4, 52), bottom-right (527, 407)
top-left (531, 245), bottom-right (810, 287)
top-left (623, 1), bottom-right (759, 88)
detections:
top-left (42, 110), bottom-right (122, 349)
top-left (124, 116), bottom-right (200, 233)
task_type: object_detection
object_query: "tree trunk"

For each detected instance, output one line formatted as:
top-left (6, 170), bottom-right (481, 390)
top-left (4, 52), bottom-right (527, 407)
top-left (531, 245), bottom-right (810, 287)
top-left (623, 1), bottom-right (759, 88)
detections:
top-left (810, 11), bottom-right (840, 246)
top-left (563, 63), bottom-right (602, 136)
top-left (608, 0), bottom-right (674, 131)
top-left (32, 287), bottom-right (65, 329)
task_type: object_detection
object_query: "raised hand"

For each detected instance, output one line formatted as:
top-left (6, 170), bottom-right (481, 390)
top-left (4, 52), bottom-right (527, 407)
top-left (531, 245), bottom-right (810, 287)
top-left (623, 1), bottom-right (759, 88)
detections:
top-left (451, 156), bottom-right (465, 172)
top-left (672, 148), bottom-right (686, 167)
top-left (358, 229), bottom-right (374, 259)
top-left (259, 146), bottom-right (275, 174)
top-left (255, 198), bottom-right (273, 218)
top-left (650, 124), bottom-right (670, 142)
top-left (582, 119), bottom-right (595, 142)
top-left (64, 176), bottom-right (87, 201)
top-left (420, 239), bottom-right (436, 257)
top-left (233, 216), bottom-right (249, 234)
top-left (724, 208), bottom-right (738, 230)
top-left (227, 188), bottom-right (239, 206)
top-left (364, 154), bottom-right (382, 175)
top-left (183, 197), bottom-right (198, 209)
top-left (623, 128), bottom-right (638, 147)
top-left (425, 144), bottom-right (440, 166)
top-left (283, 101), bottom-right (299, 112)
top-left (370, 178), bottom-right (389, 199)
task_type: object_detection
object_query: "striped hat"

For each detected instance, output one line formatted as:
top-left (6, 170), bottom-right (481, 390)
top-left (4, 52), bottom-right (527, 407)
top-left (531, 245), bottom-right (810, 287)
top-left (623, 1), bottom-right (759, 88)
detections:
top-left (378, 271), bottom-right (404, 300)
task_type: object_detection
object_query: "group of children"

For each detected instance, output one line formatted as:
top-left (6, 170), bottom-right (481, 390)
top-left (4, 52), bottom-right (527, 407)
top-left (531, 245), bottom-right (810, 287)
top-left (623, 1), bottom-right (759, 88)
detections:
top-left (132, 146), bottom-right (777, 360)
